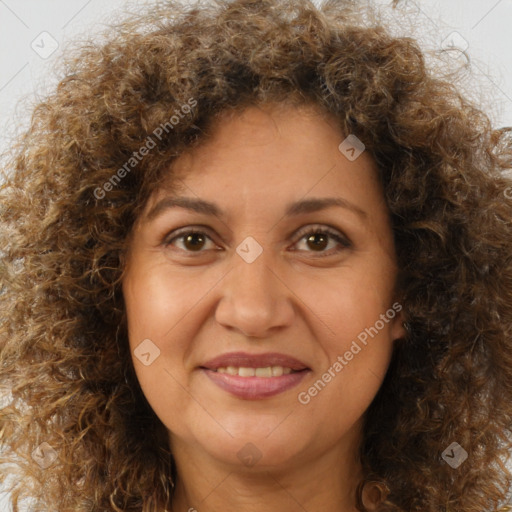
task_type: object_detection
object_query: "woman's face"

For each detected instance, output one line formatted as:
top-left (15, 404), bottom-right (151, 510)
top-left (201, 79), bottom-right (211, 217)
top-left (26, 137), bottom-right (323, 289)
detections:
top-left (122, 103), bottom-right (405, 472)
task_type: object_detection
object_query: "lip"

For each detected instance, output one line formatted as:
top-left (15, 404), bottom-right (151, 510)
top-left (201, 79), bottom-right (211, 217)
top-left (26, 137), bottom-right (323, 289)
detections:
top-left (201, 351), bottom-right (309, 371)
top-left (199, 351), bottom-right (311, 400)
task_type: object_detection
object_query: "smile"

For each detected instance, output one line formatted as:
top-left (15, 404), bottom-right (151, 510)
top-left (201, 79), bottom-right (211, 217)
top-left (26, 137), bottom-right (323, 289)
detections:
top-left (200, 351), bottom-right (311, 399)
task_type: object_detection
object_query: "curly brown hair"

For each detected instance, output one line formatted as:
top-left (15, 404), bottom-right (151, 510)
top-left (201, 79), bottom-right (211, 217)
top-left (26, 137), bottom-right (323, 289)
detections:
top-left (1, 0), bottom-right (512, 511)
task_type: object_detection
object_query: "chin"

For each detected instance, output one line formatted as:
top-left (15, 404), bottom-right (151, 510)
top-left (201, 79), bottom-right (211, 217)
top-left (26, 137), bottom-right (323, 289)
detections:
top-left (195, 422), bottom-right (311, 470)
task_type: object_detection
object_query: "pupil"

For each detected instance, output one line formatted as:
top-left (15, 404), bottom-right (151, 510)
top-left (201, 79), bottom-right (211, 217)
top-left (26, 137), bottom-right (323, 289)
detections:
top-left (185, 233), bottom-right (204, 250)
top-left (307, 233), bottom-right (327, 251)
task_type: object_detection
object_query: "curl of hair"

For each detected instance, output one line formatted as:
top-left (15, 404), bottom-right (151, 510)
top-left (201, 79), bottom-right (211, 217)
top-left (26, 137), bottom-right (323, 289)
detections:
top-left (1, 0), bottom-right (512, 511)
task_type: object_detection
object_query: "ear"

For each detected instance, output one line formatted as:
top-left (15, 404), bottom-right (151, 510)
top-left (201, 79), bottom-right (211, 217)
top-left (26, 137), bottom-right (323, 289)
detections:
top-left (388, 301), bottom-right (407, 341)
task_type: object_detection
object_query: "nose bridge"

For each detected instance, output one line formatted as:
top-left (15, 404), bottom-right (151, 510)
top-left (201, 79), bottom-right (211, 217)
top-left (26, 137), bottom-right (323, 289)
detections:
top-left (215, 243), bottom-right (294, 337)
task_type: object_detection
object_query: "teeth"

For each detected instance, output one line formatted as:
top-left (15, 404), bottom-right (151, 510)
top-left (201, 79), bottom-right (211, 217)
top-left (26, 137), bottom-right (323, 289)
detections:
top-left (255, 367), bottom-right (272, 377)
top-left (239, 367), bottom-right (255, 377)
top-left (271, 366), bottom-right (283, 377)
top-left (215, 366), bottom-right (294, 377)
top-left (226, 366), bottom-right (238, 375)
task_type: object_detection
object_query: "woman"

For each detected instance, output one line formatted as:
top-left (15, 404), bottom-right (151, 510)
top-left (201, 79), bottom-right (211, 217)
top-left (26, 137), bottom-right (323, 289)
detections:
top-left (1, 0), bottom-right (511, 511)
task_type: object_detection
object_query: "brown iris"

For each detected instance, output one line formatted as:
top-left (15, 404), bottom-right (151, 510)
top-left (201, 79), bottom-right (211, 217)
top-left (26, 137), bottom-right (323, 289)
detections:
top-left (306, 232), bottom-right (328, 251)
top-left (183, 233), bottom-right (207, 251)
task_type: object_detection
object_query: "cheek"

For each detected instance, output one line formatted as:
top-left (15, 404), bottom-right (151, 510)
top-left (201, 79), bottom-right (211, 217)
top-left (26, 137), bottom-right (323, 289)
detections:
top-left (123, 262), bottom-right (214, 345)
top-left (289, 261), bottom-right (397, 344)
top-left (123, 266), bottom-right (186, 378)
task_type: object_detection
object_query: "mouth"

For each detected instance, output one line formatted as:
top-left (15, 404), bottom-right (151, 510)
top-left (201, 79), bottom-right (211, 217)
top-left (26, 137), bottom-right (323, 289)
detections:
top-left (199, 352), bottom-right (311, 400)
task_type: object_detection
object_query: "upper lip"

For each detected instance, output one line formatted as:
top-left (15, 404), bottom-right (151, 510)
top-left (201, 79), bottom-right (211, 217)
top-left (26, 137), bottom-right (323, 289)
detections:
top-left (201, 352), bottom-right (309, 371)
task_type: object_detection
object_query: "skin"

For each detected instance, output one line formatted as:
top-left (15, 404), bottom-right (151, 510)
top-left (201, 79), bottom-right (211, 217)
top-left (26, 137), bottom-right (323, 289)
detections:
top-left (122, 102), bottom-right (406, 512)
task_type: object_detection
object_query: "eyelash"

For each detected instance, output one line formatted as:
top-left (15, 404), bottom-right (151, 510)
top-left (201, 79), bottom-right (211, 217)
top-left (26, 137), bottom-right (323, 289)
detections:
top-left (163, 225), bottom-right (351, 257)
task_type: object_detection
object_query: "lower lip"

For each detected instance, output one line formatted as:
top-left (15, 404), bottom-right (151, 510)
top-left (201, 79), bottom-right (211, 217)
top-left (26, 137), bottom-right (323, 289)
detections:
top-left (202, 368), bottom-right (309, 400)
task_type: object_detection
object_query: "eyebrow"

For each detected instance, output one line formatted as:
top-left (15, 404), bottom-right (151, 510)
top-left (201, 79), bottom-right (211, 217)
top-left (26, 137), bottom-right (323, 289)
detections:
top-left (145, 196), bottom-right (368, 222)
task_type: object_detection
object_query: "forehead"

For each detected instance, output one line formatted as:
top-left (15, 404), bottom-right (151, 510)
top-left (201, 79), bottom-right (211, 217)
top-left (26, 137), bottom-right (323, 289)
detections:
top-left (155, 103), bottom-right (379, 194)
top-left (191, 102), bottom-right (341, 153)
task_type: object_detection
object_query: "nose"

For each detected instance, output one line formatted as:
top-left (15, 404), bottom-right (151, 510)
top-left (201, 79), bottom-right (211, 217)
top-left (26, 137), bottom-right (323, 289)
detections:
top-left (214, 249), bottom-right (295, 338)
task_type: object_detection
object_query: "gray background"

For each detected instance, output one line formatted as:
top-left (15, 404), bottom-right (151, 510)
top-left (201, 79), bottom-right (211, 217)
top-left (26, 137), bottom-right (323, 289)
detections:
top-left (0, 0), bottom-right (511, 510)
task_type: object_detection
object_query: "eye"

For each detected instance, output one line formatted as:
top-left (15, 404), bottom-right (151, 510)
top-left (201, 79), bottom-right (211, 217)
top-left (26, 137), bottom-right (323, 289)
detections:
top-left (163, 227), bottom-right (217, 253)
top-left (292, 225), bottom-right (351, 256)
top-left (163, 224), bottom-right (351, 256)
